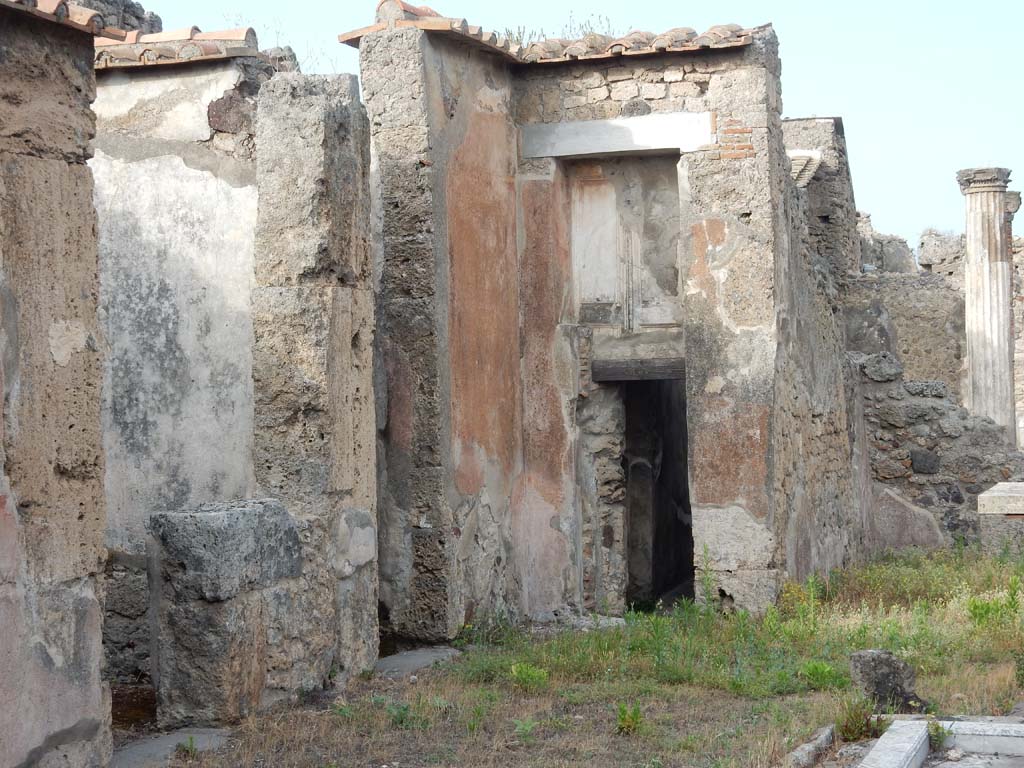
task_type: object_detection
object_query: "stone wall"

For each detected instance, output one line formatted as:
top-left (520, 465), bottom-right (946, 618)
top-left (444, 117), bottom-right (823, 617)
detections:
top-left (253, 73), bottom-right (378, 691)
top-left (857, 213), bottom-right (917, 273)
top-left (856, 351), bottom-right (1024, 543)
top-left (127, 72), bottom-right (378, 727)
top-left (75, 0), bottom-right (161, 33)
top-left (91, 57), bottom-right (271, 683)
top-left (772, 128), bottom-right (864, 585)
top-left (782, 117), bottom-right (860, 280)
top-left (844, 273), bottom-right (965, 398)
top-left (362, 29), bottom-right (521, 639)
top-left (513, 29), bottom-right (799, 611)
top-left (0, 10), bottom-right (111, 766)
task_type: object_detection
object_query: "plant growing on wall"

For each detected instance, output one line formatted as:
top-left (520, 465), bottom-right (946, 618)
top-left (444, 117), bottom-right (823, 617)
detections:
top-left (503, 12), bottom-right (621, 46)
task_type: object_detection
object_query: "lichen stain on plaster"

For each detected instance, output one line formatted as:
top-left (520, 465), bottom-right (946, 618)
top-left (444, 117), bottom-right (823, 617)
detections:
top-left (692, 400), bottom-right (771, 519)
top-left (447, 107), bottom-right (520, 495)
top-left (47, 319), bottom-right (89, 367)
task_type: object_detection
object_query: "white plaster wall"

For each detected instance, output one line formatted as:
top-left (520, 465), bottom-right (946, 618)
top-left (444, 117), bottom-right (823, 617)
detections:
top-left (92, 149), bottom-right (257, 553)
top-left (93, 63), bottom-right (242, 143)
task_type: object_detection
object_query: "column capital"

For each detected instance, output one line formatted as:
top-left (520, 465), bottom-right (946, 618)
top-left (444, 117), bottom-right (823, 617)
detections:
top-left (958, 167), bottom-right (1012, 194)
top-left (1007, 191), bottom-right (1022, 221)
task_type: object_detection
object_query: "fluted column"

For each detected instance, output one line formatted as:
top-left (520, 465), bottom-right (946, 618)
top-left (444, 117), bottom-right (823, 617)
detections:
top-left (958, 167), bottom-right (1017, 446)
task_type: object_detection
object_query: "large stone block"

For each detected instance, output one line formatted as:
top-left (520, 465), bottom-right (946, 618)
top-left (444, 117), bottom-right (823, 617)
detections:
top-left (152, 591), bottom-right (267, 727)
top-left (979, 483), bottom-right (1024, 555)
top-left (149, 499), bottom-right (307, 726)
top-left (149, 499), bottom-right (301, 602)
top-left (252, 285), bottom-right (375, 513)
top-left (255, 73), bottom-right (371, 286)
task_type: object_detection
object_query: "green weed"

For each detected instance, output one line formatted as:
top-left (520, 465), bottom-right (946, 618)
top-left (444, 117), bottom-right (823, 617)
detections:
top-left (797, 660), bottom-right (847, 691)
top-left (616, 702), bottom-right (644, 735)
top-left (927, 717), bottom-right (952, 751)
top-left (512, 717), bottom-right (538, 743)
top-left (509, 662), bottom-right (549, 692)
top-left (174, 736), bottom-right (197, 760)
top-left (835, 693), bottom-right (888, 741)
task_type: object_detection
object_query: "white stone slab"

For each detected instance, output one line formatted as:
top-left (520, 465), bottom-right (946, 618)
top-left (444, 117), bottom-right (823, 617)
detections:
top-left (977, 483), bottom-right (1024, 515)
top-left (521, 112), bottom-right (714, 159)
top-left (948, 720), bottom-right (1024, 756)
top-left (858, 720), bottom-right (928, 768)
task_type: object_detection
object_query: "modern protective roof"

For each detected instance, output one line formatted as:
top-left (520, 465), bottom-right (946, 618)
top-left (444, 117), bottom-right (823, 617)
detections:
top-left (0, 0), bottom-right (105, 34)
top-left (94, 27), bottom-right (259, 70)
top-left (340, 1), bottom-right (754, 64)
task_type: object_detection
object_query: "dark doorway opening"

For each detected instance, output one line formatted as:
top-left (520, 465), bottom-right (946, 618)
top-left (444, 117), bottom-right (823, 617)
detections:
top-left (622, 379), bottom-right (694, 606)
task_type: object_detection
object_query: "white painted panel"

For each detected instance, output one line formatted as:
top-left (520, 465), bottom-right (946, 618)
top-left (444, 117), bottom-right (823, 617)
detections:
top-left (572, 177), bottom-right (619, 309)
top-left (522, 112), bottom-right (714, 159)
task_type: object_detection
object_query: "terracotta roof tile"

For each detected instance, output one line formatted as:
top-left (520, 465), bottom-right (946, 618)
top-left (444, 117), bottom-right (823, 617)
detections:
top-left (94, 25), bottom-right (260, 69)
top-left (340, 5), bottom-right (755, 64)
top-left (787, 150), bottom-right (822, 189)
top-left (0, 0), bottom-right (105, 34)
top-left (376, 0), bottom-right (440, 21)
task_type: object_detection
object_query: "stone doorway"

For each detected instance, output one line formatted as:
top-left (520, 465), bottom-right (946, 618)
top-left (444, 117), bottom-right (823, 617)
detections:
top-left (622, 379), bottom-right (694, 606)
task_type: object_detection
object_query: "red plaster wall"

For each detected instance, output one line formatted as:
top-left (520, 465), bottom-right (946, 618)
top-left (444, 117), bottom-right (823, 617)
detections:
top-left (447, 110), bottom-right (521, 495)
top-left (511, 170), bottom-right (577, 616)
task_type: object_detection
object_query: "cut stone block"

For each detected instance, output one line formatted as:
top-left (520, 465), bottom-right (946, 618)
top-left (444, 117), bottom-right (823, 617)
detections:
top-left (858, 719), bottom-right (928, 768)
top-left (148, 499), bottom-right (301, 726)
top-left (149, 499), bottom-right (301, 602)
top-left (978, 483), bottom-right (1024, 556)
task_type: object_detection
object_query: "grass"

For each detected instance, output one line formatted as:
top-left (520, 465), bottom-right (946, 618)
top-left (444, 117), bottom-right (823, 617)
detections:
top-left (172, 547), bottom-right (1024, 768)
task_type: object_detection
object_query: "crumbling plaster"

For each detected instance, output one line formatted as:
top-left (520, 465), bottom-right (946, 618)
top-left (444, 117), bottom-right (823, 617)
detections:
top-left (90, 58), bottom-right (265, 684)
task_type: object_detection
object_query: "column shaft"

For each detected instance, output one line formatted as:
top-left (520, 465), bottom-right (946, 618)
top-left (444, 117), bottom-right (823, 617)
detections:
top-left (960, 168), bottom-right (1017, 446)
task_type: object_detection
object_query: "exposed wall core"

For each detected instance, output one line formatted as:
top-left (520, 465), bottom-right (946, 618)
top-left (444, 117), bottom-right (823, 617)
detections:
top-left (0, 10), bottom-right (112, 766)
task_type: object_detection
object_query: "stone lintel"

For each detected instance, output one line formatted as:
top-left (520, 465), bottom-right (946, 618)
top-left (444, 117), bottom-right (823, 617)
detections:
top-left (958, 166), bottom-right (1011, 194)
top-left (521, 112), bottom-right (714, 159)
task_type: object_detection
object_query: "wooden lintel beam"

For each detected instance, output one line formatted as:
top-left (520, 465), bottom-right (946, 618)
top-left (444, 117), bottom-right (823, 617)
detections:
top-left (591, 357), bottom-right (685, 382)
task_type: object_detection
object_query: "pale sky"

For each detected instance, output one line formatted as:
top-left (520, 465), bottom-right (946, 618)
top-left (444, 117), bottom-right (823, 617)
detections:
top-left (160, 0), bottom-right (1020, 245)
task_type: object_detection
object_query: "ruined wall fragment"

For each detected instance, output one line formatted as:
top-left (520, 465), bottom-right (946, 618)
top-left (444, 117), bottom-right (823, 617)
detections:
top-left (363, 28), bottom-right (520, 638)
top-left (858, 214), bottom-right (917, 273)
top-left (844, 274), bottom-right (965, 398)
top-left (75, 0), bottom-right (162, 32)
top-left (919, 229), bottom-right (965, 286)
top-left (855, 352), bottom-right (1024, 544)
top-left (782, 117), bottom-right (861, 281)
top-left (254, 73), bottom-right (378, 687)
top-left (0, 10), bottom-right (111, 766)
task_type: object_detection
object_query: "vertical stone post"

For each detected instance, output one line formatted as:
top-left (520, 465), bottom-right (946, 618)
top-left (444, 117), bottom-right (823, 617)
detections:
top-left (254, 73), bottom-right (378, 685)
top-left (958, 168), bottom-right (1018, 445)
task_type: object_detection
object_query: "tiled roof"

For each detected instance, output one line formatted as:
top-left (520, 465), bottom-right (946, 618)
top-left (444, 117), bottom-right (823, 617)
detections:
top-left (787, 150), bottom-right (823, 189)
top-left (0, 0), bottom-right (106, 34)
top-left (94, 27), bottom-right (259, 69)
top-left (376, 0), bottom-right (440, 20)
top-left (340, 3), bottom-right (754, 64)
